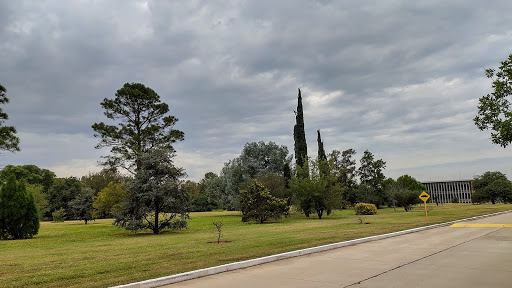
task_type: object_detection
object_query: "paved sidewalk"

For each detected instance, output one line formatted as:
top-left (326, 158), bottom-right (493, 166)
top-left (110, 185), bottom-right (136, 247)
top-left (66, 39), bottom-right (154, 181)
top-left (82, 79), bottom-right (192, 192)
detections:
top-left (163, 212), bottom-right (512, 288)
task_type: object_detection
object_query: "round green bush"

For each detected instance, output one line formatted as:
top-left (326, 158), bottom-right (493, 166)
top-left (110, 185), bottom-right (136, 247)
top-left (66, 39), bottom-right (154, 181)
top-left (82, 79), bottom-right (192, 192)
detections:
top-left (354, 202), bottom-right (377, 215)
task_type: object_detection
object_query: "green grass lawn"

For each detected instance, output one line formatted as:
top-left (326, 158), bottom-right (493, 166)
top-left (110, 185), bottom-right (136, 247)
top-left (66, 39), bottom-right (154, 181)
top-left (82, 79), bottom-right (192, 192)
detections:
top-left (1, 204), bottom-right (511, 288)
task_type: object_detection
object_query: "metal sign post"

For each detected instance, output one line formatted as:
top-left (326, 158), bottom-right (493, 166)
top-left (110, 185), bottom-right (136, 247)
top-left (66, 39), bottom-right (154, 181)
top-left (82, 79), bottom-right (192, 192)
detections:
top-left (419, 191), bottom-right (430, 224)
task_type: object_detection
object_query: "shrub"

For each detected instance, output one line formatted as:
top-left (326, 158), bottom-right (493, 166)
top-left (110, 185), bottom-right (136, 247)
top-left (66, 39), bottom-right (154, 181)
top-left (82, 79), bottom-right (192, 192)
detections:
top-left (0, 175), bottom-right (40, 240)
top-left (240, 181), bottom-right (288, 223)
top-left (212, 221), bottom-right (223, 243)
top-left (356, 214), bottom-right (367, 224)
top-left (52, 208), bottom-right (66, 222)
top-left (392, 190), bottom-right (422, 212)
top-left (451, 197), bottom-right (459, 203)
top-left (471, 190), bottom-right (487, 204)
top-left (354, 203), bottom-right (377, 215)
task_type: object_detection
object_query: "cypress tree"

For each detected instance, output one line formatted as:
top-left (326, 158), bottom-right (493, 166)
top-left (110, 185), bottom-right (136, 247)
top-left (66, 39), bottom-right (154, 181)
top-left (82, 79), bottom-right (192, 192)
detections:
top-left (316, 129), bottom-right (332, 216)
top-left (283, 162), bottom-right (291, 189)
top-left (0, 175), bottom-right (39, 240)
top-left (23, 181), bottom-right (40, 237)
top-left (317, 130), bottom-right (326, 162)
top-left (317, 129), bottom-right (329, 177)
top-left (293, 88), bottom-right (308, 173)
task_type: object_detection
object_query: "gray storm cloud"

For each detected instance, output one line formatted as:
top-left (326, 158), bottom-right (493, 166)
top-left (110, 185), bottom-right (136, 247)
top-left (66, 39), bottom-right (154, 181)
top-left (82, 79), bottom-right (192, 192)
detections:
top-left (1, 0), bottom-right (511, 181)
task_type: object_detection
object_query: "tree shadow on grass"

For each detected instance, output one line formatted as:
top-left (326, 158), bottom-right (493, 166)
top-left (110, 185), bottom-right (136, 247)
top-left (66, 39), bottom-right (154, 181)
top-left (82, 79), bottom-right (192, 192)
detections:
top-left (206, 240), bottom-right (232, 244)
top-left (66, 221), bottom-right (103, 226)
top-left (111, 229), bottom-right (190, 237)
top-left (243, 220), bottom-right (283, 225)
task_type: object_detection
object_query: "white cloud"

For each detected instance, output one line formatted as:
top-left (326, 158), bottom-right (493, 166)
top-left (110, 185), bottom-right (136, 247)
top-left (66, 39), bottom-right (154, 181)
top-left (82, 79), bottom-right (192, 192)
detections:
top-left (47, 159), bottom-right (102, 178)
top-left (174, 150), bottom-right (231, 181)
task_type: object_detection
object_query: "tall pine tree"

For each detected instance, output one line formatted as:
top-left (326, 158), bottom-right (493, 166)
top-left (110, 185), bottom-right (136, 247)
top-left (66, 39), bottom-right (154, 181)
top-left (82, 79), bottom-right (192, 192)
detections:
top-left (293, 88), bottom-right (308, 174)
top-left (92, 82), bottom-right (184, 174)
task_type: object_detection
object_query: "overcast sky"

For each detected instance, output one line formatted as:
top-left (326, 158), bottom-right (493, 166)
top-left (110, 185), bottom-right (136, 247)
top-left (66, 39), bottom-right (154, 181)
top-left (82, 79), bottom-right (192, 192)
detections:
top-left (1, 1), bottom-right (511, 182)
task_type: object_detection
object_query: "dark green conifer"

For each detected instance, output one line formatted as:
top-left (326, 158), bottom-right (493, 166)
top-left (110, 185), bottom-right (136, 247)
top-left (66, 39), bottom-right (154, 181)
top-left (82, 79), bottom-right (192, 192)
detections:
top-left (23, 183), bottom-right (40, 236)
top-left (70, 188), bottom-right (94, 224)
top-left (317, 129), bottom-right (329, 177)
top-left (317, 130), bottom-right (326, 162)
top-left (283, 162), bottom-right (291, 189)
top-left (240, 180), bottom-right (288, 223)
top-left (0, 175), bottom-right (39, 240)
top-left (293, 88), bottom-right (308, 173)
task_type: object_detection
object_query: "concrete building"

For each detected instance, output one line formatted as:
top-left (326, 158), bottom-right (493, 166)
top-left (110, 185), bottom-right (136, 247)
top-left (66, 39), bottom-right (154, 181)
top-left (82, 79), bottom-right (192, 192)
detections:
top-left (422, 180), bottom-right (473, 204)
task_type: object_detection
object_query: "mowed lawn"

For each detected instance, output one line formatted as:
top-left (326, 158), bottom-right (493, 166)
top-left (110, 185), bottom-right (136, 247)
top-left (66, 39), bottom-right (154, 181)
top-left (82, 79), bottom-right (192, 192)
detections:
top-left (1, 204), bottom-right (511, 288)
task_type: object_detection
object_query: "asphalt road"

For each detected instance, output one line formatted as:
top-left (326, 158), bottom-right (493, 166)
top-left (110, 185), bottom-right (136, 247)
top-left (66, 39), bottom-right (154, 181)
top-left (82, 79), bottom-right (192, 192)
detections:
top-left (163, 212), bottom-right (512, 288)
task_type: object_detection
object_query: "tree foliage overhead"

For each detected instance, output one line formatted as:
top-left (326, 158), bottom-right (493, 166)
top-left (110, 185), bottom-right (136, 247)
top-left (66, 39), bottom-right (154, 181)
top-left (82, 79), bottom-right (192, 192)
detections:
top-left (92, 83), bottom-right (184, 174)
top-left (293, 88), bottom-right (308, 171)
top-left (0, 175), bottom-right (39, 240)
top-left (474, 54), bottom-right (512, 147)
top-left (0, 84), bottom-right (20, 153)
top-left (113, 149), bottom-right (189, 234)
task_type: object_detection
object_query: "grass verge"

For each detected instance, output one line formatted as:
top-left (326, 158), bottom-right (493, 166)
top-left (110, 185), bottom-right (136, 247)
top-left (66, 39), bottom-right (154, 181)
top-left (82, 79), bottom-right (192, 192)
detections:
top-left (1, 203), bottom-right (511, 287)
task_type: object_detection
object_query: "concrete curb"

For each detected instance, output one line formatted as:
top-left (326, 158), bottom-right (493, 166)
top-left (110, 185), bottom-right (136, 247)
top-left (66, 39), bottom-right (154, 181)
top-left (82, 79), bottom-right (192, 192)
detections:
top-left (111, 209), bottom-right (512, 288)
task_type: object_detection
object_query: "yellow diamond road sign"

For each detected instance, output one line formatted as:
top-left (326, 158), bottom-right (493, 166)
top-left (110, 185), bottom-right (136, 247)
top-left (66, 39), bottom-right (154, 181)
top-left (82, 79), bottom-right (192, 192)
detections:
top-left (419, 191), bottom-right (430, 202)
